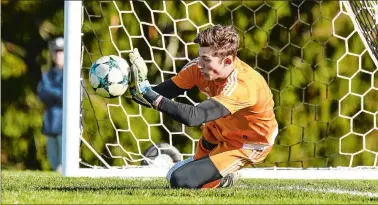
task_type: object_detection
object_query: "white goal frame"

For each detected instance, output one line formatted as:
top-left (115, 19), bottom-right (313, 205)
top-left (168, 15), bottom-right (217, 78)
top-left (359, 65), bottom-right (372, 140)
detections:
top-left (62, 1), bottom-right (378, 179)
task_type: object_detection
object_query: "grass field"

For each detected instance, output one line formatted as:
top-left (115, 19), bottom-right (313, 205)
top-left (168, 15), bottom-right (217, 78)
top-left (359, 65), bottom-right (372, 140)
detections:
top-left (2, 170), bottom-right (378, 204)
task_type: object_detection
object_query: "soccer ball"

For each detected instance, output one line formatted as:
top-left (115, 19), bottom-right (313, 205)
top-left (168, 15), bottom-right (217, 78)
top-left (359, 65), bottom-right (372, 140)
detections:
top-left (89, 55), bottom-right (130, 98)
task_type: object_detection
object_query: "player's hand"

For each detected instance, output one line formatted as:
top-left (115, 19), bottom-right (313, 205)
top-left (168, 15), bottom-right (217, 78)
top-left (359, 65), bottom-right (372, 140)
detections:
top-left (129, 48), bottom-right (148, 82)
top-left (129, 48), bottom-right (153, 107)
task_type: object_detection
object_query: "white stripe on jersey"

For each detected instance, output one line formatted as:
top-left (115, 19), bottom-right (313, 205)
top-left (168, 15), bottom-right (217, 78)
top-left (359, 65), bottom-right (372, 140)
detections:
top-left (181, 57), bottom-right (199, 71)
top-left (225, 70), bottom-right (238, 96)
top-left (221, 70), bottom-right (238, 97)
top-left (220, 158), bottom-right (247, 177)
top-left (221, 71), bottom-right (233, 95)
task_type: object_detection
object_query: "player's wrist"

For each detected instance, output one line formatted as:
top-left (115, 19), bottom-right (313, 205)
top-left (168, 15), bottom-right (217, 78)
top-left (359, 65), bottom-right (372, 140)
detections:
top-left (142, 86), bottom-right (160, 106)
top-left (138, 80), bottom-right (152, 95)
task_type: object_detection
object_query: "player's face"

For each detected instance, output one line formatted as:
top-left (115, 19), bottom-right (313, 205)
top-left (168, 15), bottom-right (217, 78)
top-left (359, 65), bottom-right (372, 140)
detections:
top-left (198, 47), bottom-right (233, 81)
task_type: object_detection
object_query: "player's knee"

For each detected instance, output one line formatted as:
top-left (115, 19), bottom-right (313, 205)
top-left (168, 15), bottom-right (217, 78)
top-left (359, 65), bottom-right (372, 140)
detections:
top-left (166, 156), bottom-right (193, 182)
top-left (169, 169), bottom-right (200, 189)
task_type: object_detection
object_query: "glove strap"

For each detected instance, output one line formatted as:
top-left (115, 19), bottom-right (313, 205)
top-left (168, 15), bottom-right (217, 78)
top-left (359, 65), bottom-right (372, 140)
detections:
top-left (152, 96), bottom-right (163, 110)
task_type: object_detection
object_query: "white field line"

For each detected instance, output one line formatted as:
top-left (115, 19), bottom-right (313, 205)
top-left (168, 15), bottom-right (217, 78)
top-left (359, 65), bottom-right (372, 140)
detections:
top-left (283, 185), bottom-right (378, 198)
top-left (238, 184), bottom-right (378, 198)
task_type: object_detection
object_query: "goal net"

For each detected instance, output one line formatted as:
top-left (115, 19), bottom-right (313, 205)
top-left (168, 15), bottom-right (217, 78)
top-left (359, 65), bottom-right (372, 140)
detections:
top-left (63, 0), bottom-right (378, 179)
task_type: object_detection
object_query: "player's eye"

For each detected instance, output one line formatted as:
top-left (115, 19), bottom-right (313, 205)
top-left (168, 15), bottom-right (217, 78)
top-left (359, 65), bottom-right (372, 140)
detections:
top-left (202, 57), bottom-right (211, 62)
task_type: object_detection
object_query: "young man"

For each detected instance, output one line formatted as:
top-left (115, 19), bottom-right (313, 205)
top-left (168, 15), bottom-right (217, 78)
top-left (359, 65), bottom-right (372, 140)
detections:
top-left (128, 25), bottom-right (278, 189)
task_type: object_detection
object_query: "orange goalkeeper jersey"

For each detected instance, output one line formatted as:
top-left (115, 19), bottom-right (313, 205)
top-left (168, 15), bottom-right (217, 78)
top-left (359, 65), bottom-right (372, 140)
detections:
top-left (171, 57), bottom-right (278, 148)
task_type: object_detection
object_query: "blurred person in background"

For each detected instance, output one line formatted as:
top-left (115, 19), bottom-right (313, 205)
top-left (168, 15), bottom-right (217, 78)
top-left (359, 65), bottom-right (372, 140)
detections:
top-left (37, 37), bottom-right (64, 173)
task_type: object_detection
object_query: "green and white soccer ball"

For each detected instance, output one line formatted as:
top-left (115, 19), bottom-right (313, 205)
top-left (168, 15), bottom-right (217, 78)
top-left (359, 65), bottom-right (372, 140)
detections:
top-left (89, 55), bottom-right (130, 98)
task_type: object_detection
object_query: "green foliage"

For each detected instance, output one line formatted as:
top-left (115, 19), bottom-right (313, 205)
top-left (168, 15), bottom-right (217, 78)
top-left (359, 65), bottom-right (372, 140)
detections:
top-left (1, 42), bottom-right (27, 79)
top-left (2, 0), bottom-right (64, 170)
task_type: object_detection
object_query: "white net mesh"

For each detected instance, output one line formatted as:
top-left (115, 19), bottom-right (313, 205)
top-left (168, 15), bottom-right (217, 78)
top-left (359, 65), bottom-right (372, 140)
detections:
top-left (79, 1), bottom-right (378, 169)
top-left (362, 1), bottom-right (378, 22)
top-left (344, 1), bottom-right (378, 68)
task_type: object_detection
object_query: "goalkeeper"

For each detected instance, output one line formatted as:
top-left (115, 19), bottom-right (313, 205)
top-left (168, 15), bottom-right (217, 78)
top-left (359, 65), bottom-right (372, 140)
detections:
top-left (128, 25), bottom-right (278, 189)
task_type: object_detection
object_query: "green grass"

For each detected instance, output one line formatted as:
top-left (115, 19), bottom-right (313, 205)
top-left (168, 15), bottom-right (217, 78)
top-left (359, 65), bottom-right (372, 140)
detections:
top-left (2, 170), bottom-right (378, 204)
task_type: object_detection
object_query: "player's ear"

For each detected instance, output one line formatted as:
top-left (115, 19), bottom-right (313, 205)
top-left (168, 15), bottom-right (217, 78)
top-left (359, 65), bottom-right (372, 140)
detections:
top-left (223, 55), bottom-right (233, 66)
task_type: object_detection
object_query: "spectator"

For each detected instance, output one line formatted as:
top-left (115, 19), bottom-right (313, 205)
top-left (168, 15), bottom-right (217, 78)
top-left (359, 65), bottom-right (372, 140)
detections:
top-left (37, 37), bottom-right (64, 173)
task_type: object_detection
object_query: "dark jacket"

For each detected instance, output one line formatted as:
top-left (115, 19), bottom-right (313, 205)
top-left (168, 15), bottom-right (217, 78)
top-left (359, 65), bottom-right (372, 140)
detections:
top-left (37, 67), bottom-right (63, 136)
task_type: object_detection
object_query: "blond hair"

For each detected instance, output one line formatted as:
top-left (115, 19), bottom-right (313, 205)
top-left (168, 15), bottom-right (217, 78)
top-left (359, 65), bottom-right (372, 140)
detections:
top-left (194, 25), bottom-right (239, 58)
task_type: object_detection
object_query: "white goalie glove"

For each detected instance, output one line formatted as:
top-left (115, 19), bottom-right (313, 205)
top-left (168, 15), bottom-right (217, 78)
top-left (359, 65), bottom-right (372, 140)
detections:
top-left (128, 48), bottom-right (154, 108)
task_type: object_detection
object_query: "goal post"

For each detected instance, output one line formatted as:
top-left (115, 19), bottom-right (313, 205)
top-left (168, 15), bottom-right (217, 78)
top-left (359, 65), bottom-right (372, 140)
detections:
top-left (63, 0), bottom-right (378, 179)
top-left (62, 0), bottom-right (82, 176)
top-left (62, 0), bottom-right (166, 177)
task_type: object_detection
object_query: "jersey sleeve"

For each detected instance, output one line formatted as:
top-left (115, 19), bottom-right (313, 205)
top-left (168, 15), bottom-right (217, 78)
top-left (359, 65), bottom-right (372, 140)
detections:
top-left (171, 58), bottom-right (201, 89)
top-left (212, 80), bottom-right (257, 114)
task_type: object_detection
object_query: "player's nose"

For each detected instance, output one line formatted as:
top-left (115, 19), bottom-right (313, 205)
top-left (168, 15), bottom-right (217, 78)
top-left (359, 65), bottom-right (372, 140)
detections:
top-left (199, 66), bottom-right (205, 73)
top-left (197, 62), bottom-right (203, 69)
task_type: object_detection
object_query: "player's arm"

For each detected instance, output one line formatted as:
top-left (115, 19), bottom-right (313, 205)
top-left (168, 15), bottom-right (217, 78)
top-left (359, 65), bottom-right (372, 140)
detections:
top-left (152, 79), bottom-right (187, 99)
top-left (144, 91), bottom-right (230, 126)
top-left (131, 79), bottom-right (186, 107)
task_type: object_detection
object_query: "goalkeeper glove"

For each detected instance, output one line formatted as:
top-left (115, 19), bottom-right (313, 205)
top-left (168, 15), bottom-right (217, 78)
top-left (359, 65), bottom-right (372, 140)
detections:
top-left (129, 48), bottom-right (156, 108)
